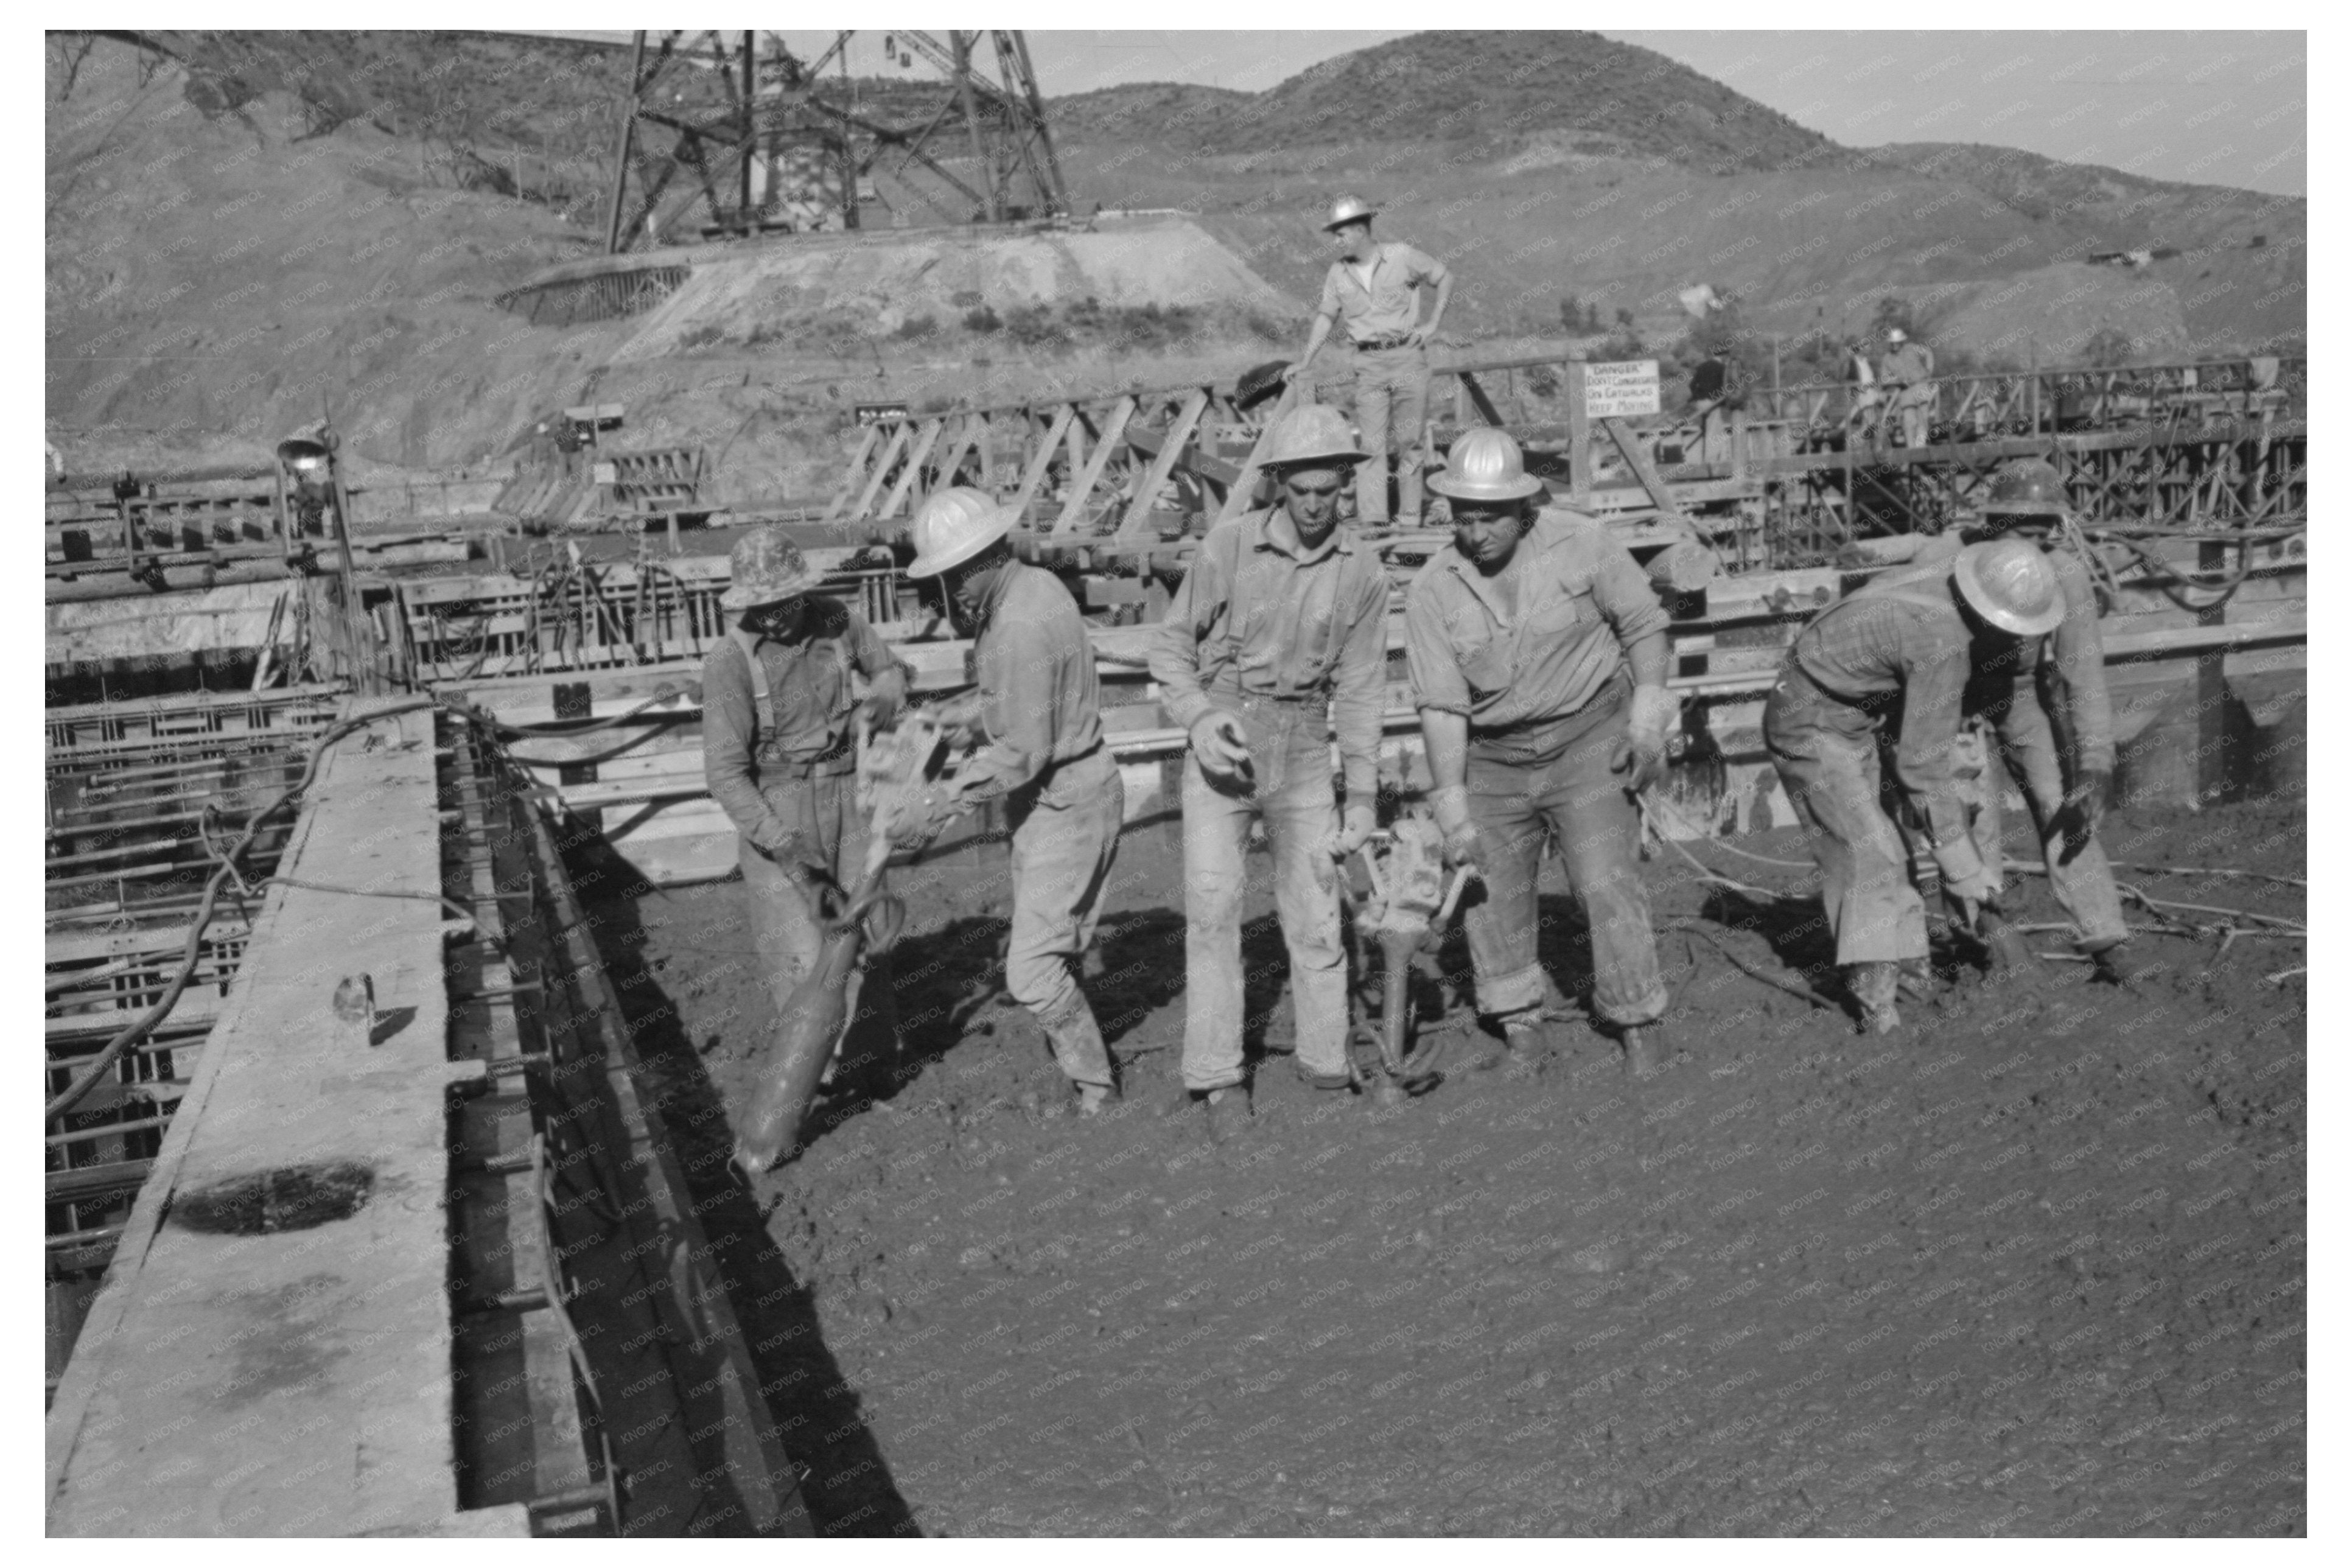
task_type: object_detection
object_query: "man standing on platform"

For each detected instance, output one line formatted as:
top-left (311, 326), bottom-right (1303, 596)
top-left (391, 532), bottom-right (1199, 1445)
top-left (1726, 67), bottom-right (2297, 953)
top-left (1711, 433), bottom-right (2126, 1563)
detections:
top-left (890, 488), bottom-right (1126, 1114)
top-left (703, 525), bottom-right (909, 1088)
top-left (1405, 429), bottom-right (1680, 1077)
top-left (1150, 405), bottom-right (1391, 1136)
top-left (1284, 195), bottom-right (1453, 532)
top-left (1877, 326), bottom-right (1936, 447)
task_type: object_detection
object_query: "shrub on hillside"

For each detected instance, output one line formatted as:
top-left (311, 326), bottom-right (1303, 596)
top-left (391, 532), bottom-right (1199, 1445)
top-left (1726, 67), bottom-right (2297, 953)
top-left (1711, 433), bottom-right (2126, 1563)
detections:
top-left (962, 305), bottom-right (1002, 334)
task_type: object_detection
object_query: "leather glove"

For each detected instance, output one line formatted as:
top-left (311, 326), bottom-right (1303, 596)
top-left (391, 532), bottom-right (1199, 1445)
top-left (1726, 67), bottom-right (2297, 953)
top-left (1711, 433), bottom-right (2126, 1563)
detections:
top-left (2068, 765), bottom-right (2113, 838)
top-left (930, 691), bottom-right (985, 749)
top-left (858, 667), bottom-right (908, 729)
top-left (1943, 863), bottom-right (2002, 920)
top-left (1323, 800), bottom-right (1377, 859)
top-left (1189, 711), bottom-right (1252, 781)
top-left (1432, 784), bottom-right (1482, 871)
top-left (1614, 685), bottom-right (1678, 796)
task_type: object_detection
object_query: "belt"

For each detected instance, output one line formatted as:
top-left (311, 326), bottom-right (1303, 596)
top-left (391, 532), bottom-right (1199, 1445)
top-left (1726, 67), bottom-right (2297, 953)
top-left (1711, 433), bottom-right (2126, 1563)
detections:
top-left (1352, 333), bottom-right (1415, 351)
top-left (757, 749), bottom-right (855, 781)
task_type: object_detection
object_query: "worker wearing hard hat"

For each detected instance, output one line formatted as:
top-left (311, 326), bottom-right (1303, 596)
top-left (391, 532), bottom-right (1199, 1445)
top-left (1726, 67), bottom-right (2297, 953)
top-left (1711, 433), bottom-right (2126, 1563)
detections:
top-left (1763, 539), bottom-right (2067, 1034)
top-left (889, 488), bottom-right (1125, 1113)
top-left (1847, 461), bottom-right (2131, 984)
top-left (1283, 196), bottom-right (1453, 532)
top-left (1877, 326), bottom-right (1937, 448)
top-left (1405, 429), bottom-right (1679, 1078)
top-left (1149, 405), bottom-right (1392, 1136)
top-left (703, 527), bottom-right (911, 1088)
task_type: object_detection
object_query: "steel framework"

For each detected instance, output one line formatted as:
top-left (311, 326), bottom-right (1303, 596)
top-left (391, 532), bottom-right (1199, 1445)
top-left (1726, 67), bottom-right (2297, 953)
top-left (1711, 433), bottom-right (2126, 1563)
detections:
top-left (601, 29), bottom-right (1068, 253)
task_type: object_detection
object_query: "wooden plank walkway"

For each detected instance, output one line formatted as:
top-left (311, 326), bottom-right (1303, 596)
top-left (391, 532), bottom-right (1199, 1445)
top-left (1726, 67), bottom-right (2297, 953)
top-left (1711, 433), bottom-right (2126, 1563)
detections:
top-left (45, 698), bottom-right (517, 1537)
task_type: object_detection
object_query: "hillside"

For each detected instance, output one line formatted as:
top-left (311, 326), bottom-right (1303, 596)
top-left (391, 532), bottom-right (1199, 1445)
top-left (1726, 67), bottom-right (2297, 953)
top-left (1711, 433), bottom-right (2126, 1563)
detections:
top-left (45, 29), bottom-right (2306, 487)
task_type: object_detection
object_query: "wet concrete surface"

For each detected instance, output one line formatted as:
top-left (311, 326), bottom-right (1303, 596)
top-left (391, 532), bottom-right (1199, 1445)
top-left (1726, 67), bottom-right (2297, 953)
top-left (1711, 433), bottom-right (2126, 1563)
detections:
top-left (573, 800), bottom-right (2305, 1536)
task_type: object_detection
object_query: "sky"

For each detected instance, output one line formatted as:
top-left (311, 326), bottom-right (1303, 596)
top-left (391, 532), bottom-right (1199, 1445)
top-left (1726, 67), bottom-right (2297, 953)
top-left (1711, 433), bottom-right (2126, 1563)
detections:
top-left (525, 29), bottom-right (2306, 197)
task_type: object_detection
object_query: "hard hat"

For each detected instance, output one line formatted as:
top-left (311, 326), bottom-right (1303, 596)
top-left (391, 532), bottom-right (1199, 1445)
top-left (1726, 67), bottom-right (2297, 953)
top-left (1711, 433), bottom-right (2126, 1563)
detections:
top-left (1322, 195), bottom-right (1379, 233)
top-left (1233, 359), bottom-right (1291, 412)
top-left (1885, 326), bottom-right (1908, 343)
top-left (1980, 458), bottom-right (2069, 519)
top-left (905, 486), bottom-right (1017, 579)
top-left (1953, 539), bottom-right (2065, 637)
top-left (1261, 405), bottom-right (1370, 471)
top-left (721, 525), bottom-right (824, 611)
top-left (1427, 428), bottom-right (1545, 503)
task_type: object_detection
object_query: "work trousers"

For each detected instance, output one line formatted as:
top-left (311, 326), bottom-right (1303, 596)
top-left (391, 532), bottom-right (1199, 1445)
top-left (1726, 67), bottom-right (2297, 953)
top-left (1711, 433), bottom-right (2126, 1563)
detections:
top-left (1005, 746), bottom-right (1124, 1088)
top-left (1179, 696), bottom-right (1349, 1091)
top-left (1960, 684), bottom-right (2130, 950)
top-left (1763, 671), bottom-right (1928, 965)
top-left (1461, 681), bottom-right (1669, 1027)
top-left (1887, 385), bottom-right (1933, 447)
top-left (1352, 343), bottom-right (1429, 526)
top-left (737, 769), bottom-right (900, 1079)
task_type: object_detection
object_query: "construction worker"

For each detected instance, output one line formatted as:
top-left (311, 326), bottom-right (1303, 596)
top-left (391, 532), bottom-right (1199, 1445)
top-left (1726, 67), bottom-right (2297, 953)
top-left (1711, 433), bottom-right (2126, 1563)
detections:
top-left (1149, 405), bottom-right (1391, 1135)
top-left (1877, 326), bottom-right (1936, 448)
top-left (702, 527), bottom-right (910, 1087)
top-left (1404, 429), bottom-right (1679, 1077)
top-left (890, 488), bottom-right (1125, 1113)
top-left (1763, 539), bottom-right (2066, 1033)
top-left (1858, 461), bottom-right (2132, 982)
top-left (1283, 195), bottom-right (1453, 532)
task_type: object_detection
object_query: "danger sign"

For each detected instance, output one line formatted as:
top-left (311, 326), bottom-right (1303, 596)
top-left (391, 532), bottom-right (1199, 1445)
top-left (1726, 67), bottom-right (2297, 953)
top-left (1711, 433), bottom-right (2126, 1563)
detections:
top-left (1581, 360), bottom-right (1661, 419)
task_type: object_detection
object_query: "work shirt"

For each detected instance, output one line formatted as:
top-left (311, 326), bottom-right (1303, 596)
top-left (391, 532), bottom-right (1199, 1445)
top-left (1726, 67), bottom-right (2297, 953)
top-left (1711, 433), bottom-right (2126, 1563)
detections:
top-left (1405, 507), bottom-right (1670, 731)
top-left (956, 561), bottom-right (1105, 803)
top-left (702, 601), bottom-right (906, 848)
top-left (1898, 534), bottom-right (2116, 772)
top-left (1879, 342), bottom-right (1934, 387)
top-left (1787, 564), bottom-right (1978, 852)
top-left (1149, 506), bottom-right (1391, 799)
top-left (1317, 242), bottom-right (1449, 343)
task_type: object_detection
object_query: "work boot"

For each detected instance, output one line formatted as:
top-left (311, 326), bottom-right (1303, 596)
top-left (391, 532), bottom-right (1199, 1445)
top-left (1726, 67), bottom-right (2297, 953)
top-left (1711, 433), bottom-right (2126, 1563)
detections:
top-left (1294, 1062), bottom-right (1353, 1092)
top-left (1203, 1085), bottom-right (1251, 1142)
top-left (1847, 961), bottom-right (1903, 1036)
top-left (2086, 942), bottom-right (2137, 990)
top-left (1620, 1021), bottom-right (1675, 1078)
top-left (1076, 1082), bottom-right (1118, 1117)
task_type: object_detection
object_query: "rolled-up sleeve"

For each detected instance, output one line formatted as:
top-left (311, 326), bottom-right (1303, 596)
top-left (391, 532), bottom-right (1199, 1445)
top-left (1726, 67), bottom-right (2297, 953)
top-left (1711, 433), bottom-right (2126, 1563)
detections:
top-left (847, 612), bottom-right (911, 685)
top-left (701, 647), bottom-right (786, 847)
top-left (1149, 534), bottom-right (1229, 733)
top-left (1329, 566), bottom-right (1390, 799)
top-left (1317, 266), bottom-right (1342, 320)
top-left (1405, 576), bottom-right (1471, 717)
top-left (955, 615), bottom-right (1063, 802)
top-left (1404, 245), bottom-right (1449, 287)
top-left (1587, 533), bottom-right (1670, 646)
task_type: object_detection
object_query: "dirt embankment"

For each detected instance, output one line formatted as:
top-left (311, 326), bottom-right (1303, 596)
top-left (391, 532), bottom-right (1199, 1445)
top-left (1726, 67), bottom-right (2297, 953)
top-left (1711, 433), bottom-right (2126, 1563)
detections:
top-left (576, 798), bottom-right (2305, 1536)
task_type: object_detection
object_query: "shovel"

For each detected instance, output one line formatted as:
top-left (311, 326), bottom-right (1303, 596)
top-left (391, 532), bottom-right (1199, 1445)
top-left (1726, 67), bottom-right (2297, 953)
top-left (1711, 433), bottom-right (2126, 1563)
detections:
top-left (1950, 891), bottom-right (2048, 988)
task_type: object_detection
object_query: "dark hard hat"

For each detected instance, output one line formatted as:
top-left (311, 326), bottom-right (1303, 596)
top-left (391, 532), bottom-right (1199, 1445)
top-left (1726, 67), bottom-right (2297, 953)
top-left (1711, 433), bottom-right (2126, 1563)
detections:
top-left (1233, 359), bottom-right (1291, 412)
top-left (1983, 458), bottom-right (2069, 517)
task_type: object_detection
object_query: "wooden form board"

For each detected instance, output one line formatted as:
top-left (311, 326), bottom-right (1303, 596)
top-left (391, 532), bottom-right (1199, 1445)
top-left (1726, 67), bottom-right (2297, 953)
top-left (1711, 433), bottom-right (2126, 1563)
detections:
top-left (44, 698), bottom-right (506, 1536)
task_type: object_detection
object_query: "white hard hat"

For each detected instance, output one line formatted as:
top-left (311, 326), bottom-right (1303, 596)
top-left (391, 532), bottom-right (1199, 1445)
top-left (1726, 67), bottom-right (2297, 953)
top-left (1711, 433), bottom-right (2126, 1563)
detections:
top-left (1323, 195), bottom-right (1378, 232)
top-left (1886, 326), bottom-right (1908, 343)
top-left (906, 486), bottom-right (1017, 579)
top-left (1428, 428), bottom-right (1545, 503)
top-left (1953, 539), bottom-right (2064, 636)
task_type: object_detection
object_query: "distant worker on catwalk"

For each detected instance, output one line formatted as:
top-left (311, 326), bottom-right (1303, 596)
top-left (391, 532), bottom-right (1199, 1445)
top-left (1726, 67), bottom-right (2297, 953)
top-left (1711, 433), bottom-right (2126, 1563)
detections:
top-left (887, 488), bottom-right (1125, 1114)
top-left (702, 527), bottom-right (909, 1088)
top-left (1763, 539), bottom-right (2067, 1034)
top-left (1839, 459), bottom-right (2133, 985)
top-left (1149, 405), bottom-right (1391, 1138)
top-left (1284, 195), bottom-right (1453, 532)
top-left (1877, 325), bottom-right (1937, 448)
top-left (1404, 428), bottom-right (1679, 1078)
